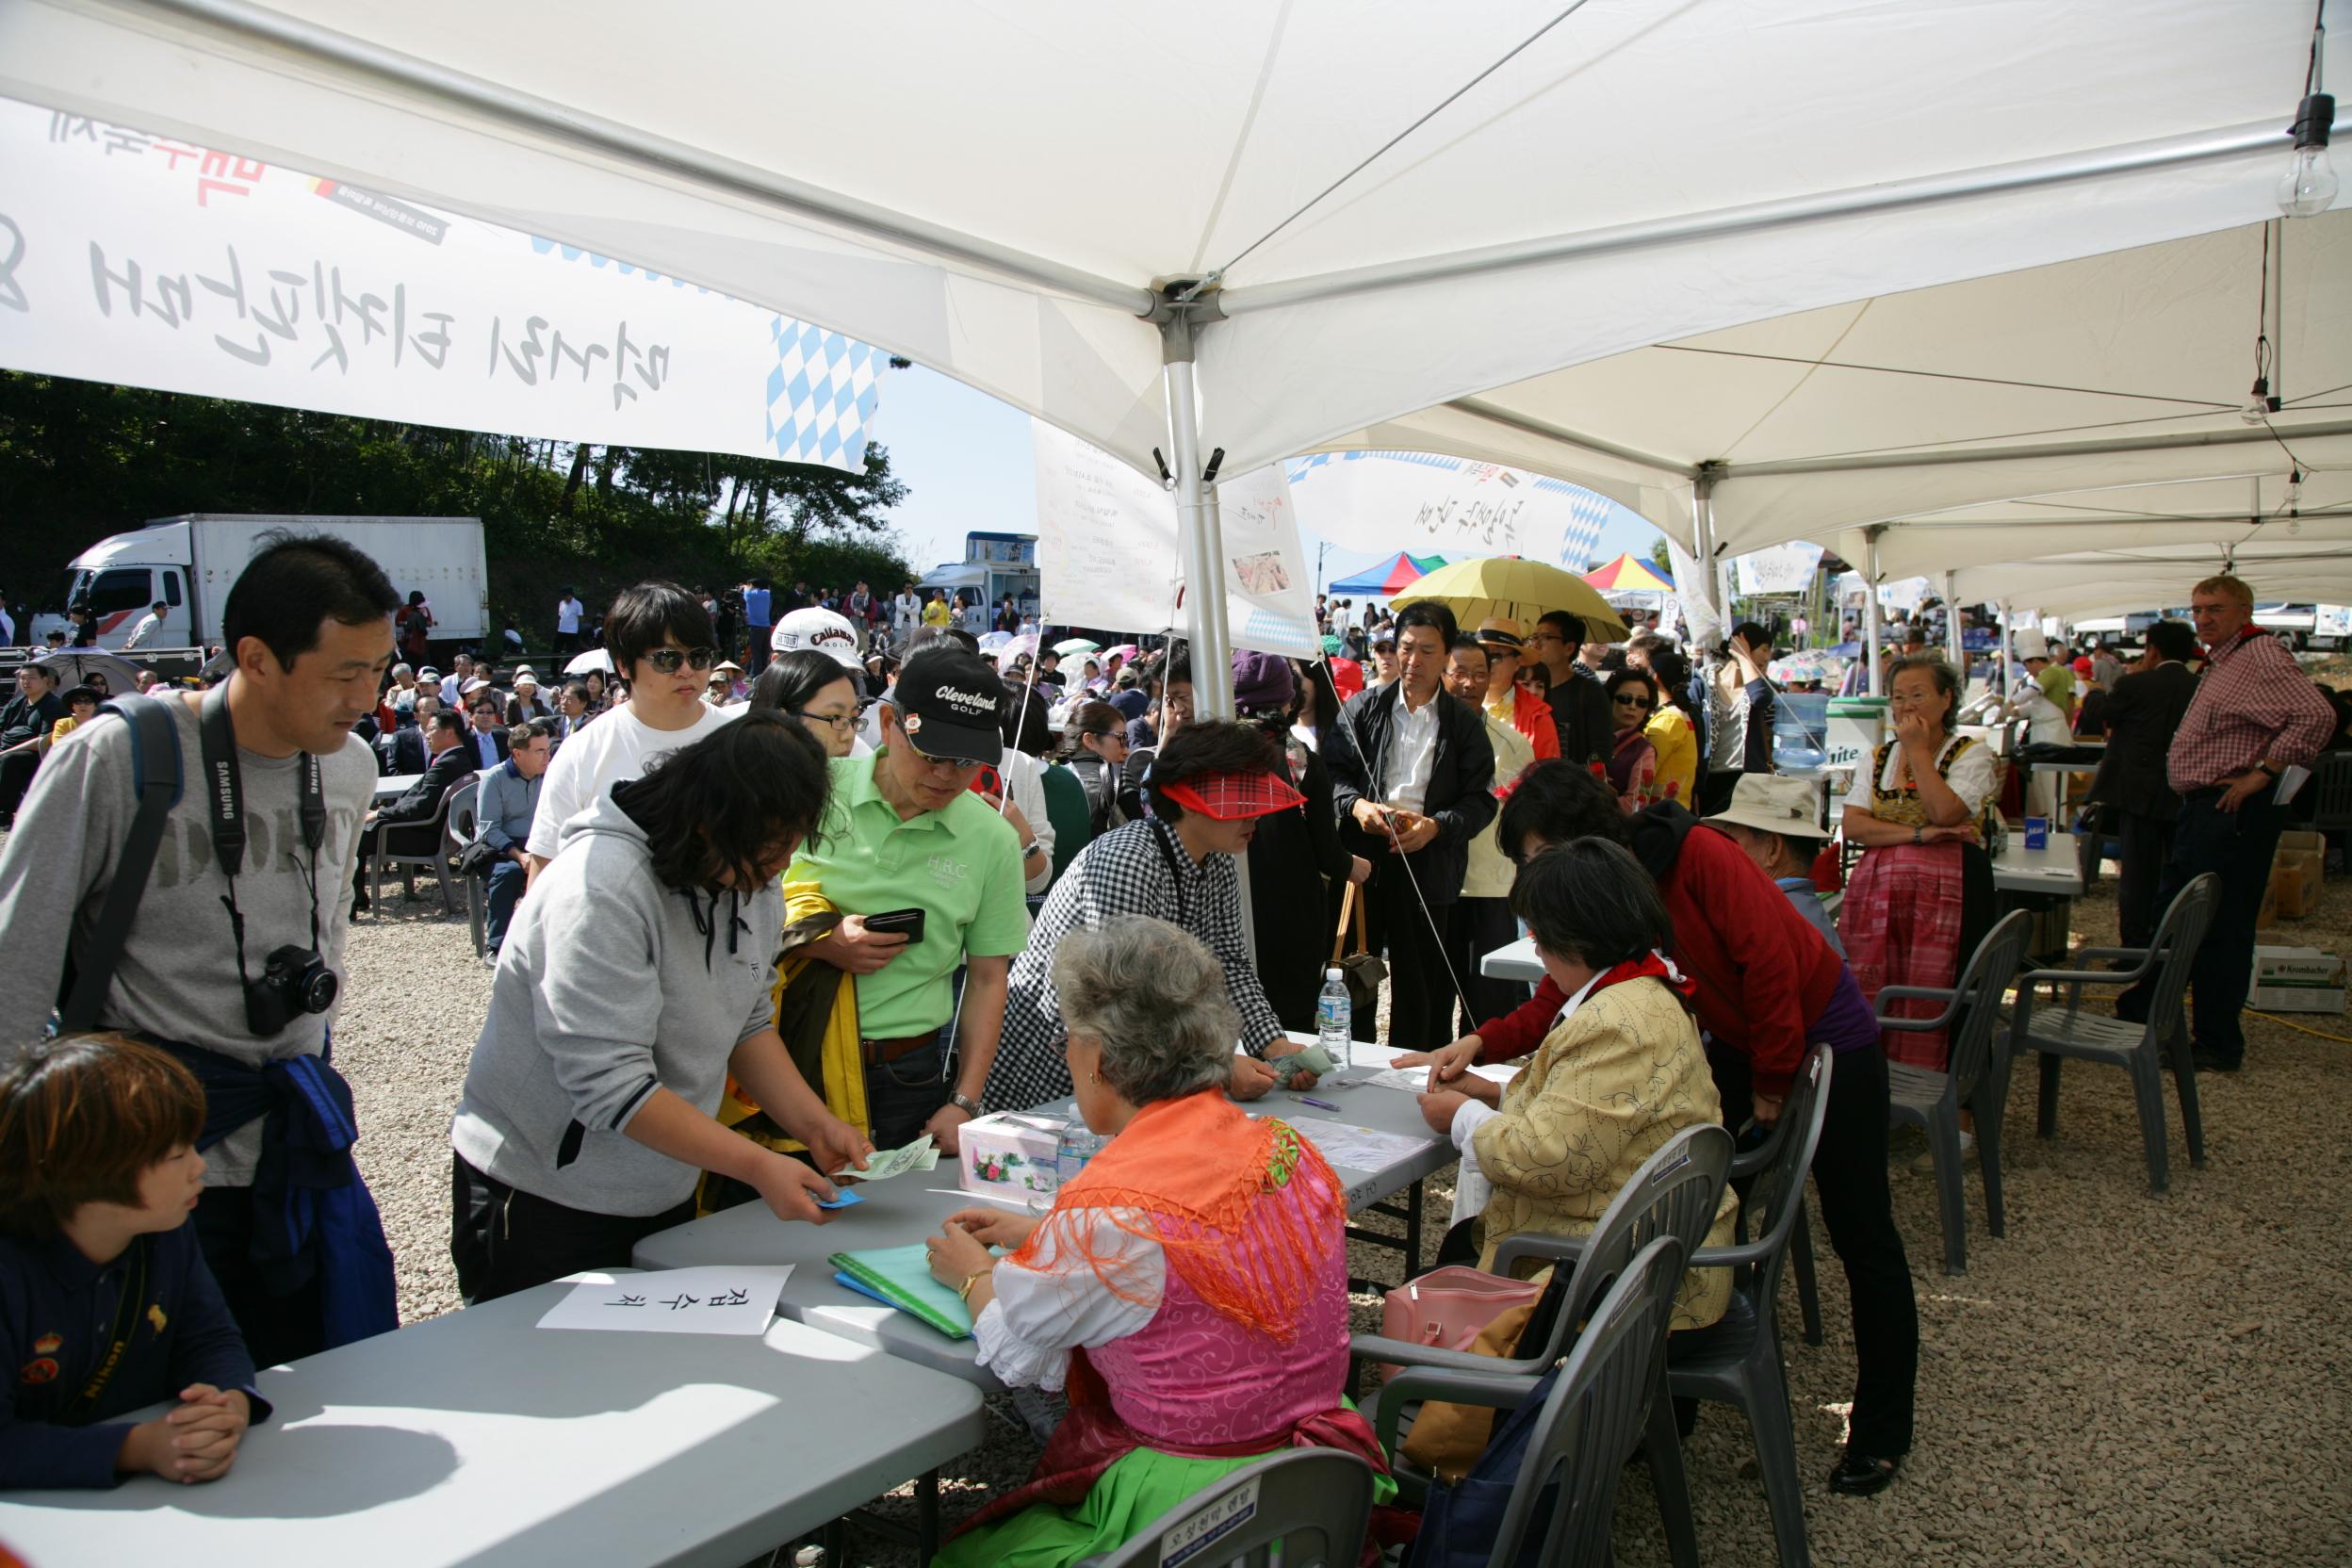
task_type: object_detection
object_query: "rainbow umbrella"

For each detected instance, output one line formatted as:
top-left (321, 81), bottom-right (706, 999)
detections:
top-left (1327, 551), bottom-right (1446, 596)
top-left (1581, 552), bottom-right (1674, 593)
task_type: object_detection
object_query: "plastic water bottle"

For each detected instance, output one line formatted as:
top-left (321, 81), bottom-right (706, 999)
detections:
top-left (1317, 967), bottom-right (1353, 1071)
top-left (1055, 1121), bottom-right (1098, 1187)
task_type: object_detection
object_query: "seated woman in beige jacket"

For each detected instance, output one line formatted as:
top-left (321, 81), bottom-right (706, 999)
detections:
top-left (1416, 838), bottom-right (1739, 1329)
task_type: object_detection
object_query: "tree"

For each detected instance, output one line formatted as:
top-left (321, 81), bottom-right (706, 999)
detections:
top-left (1648, 532), bottom-right (1674, 578)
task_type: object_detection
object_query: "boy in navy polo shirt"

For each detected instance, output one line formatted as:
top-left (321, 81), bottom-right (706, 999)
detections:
top-left (1, 1035), bottom-right (270, 1489)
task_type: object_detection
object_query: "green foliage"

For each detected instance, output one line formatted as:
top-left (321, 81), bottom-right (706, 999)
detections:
top-left (0, 372), bottom-right (913, 635)
top-left (1649, 532), bottom-right (1674, 576)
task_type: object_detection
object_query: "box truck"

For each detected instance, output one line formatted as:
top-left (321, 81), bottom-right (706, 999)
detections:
top-left (31, 514), bottom-right (487, 652)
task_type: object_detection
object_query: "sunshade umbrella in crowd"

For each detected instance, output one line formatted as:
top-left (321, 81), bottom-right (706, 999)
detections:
top-left (979, 629), bottom-right (1013, 651)
top-left (564, 647), bottom-right (615, 675)
top-left (1326, 551), bottom-right (1446, 597)
top-left (35, 650), bottom-right (145, 692)
top-left (1396, 557), bottom-right (1630, 644)
top-left (1102, 643), bottom-right (1140, 664)
top-left (1054, 637), bottom-right (1102, 657)
top-left (1581, 552), bottom-right (1675, 594)
top-left (999, 632), bottom-right (1041, 664)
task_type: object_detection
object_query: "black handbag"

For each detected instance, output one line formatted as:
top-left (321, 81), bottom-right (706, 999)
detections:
top-left (1331, 881), bottom-right (1386, 1013)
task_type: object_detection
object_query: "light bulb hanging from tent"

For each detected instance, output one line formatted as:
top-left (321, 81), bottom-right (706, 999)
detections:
top-left (2278, 9), bottom-right (2337, 218)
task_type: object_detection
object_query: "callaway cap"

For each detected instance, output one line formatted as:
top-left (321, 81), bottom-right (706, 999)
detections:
top-left (890, 647), bottom-right (1004, 766)
top-left (772, 607), bottom-right (861, 671)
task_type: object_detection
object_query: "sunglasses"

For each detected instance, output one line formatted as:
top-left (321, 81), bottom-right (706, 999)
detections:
top-left (641, 646), bottom-right (719, 674)
top-left (1613, 693), bottom-right (1657, 710)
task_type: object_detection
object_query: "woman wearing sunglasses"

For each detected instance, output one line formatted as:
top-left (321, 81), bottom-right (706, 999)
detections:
top-left (523, 582), bottom-right (743, 885)
top-left (1603, 667), bottom-right (1662, 811)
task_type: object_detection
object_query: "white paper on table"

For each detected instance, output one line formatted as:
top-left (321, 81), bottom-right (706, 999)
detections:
top-left (1358, 1063), bottom-right (1522, 1095)
top-left (537, 1266), bottom-right (794, 1334)
top-left (1286, 1119), bottom-right (1434, 1176)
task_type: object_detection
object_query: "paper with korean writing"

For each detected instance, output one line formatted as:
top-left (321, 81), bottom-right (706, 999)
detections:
top-left (0, 97), bottom-right (887, 471)
top-left (537, 1267), bottom-right (794, 1334)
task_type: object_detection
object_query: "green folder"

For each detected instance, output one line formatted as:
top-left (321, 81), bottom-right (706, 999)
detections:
top-left (826, 1244), bottom-right (976, 1339)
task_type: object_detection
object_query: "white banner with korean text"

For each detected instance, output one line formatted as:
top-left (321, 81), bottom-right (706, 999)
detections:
top-left (1031, 420), bottom-right (1317, 656)
top-left (0, 97), bottom-right (887, 472)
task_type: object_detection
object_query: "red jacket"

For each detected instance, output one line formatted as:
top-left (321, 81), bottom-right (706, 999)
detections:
top-left (1474, 808), bottom-right (1844, 1095)
top-left (1504, 679), bottom-right (1561, 761)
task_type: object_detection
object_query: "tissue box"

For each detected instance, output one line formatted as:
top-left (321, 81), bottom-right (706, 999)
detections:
top-left (2249, 947), bottom-right (2346, 1014)
top-left (960, 1113), bottom-right (1064, 1200)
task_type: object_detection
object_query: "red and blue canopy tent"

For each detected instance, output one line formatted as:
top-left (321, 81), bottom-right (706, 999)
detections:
top-left (1327, 552), bottom-right (1446, 597)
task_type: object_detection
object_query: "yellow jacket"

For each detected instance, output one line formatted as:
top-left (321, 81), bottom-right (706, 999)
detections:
top-left (1471, 975), bottom-right (1738, 1329)
top-left (1643, 706), bottom-right (1700, 807)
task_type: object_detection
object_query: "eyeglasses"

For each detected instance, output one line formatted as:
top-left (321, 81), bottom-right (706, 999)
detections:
top-left (1612, 694), bottom-right (1657, 710)
top-left (641, 646), bottom-right (718, 674)
top-left (793, 710), bottom-right (859, 734)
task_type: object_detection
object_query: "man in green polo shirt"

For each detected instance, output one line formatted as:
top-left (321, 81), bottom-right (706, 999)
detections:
top-left (792, 646), bottom-right (1036, 1151)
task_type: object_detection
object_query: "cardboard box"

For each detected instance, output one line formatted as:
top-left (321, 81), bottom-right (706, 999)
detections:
top-left (2258, 870), bottom-right (2278, 929)
top-left (959, 1112), bottom-right (1064, 1202)
top-left (2274, 858), bottom-right (2314, 920)
top-left (2249, 946), bottom-right (2347, 1014)
top-left (2278, 830), bottom-right (2327, 883)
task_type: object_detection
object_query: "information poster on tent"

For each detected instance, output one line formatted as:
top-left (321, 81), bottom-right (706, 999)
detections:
top-left (1667, 540), bottom-right (1722, 650)
top-left (1733, 541), bottom-right (1826, 596)
top-left (1031, 420), bottom-right (1317, 656)
top-left (0, 96), bottom-right (887, 471)
top-left (1283, 451), bottom-right (1612, 571)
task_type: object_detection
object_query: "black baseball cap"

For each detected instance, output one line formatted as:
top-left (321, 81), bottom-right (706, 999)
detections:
top-left (890, 648), bottom-right (1004, 766)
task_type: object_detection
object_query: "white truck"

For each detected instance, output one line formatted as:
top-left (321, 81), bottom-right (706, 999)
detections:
top-left (33, 514), bottom-right (487, 652)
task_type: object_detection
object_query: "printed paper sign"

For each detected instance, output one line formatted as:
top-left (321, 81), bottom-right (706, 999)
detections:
top-left (1163, 1475), bottom-right (1261, 1568)
top-left (1283, 450), bottom-right (1614, 572)
top-left (0, 97), bottom-right (887, 471)
top-left (537, 1267), bottom-right (793, 1334)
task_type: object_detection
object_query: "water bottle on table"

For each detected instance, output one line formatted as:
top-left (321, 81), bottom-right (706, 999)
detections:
top-left (1317, 967), bottom-right (1353, 1071)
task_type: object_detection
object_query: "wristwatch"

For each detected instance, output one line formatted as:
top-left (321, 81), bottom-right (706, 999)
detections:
top-left (949, 1091), bottom-right (984, 1119)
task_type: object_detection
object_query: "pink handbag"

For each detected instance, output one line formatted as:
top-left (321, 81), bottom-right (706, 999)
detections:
top-left (1375, 1266), bottom-right (1546, 1382)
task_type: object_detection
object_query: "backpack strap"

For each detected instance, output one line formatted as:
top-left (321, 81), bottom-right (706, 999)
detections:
top-left (57, 693), bottom-right (184, 1035)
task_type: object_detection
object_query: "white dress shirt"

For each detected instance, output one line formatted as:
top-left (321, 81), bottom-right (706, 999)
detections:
top-left (1385, 689), bottom-right (1442, 815)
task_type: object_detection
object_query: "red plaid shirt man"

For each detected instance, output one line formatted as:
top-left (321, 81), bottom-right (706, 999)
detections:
top-left (2166, 624), bottom-right (2335, 794)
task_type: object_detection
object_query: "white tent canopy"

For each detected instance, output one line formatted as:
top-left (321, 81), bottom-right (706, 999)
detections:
top-left (0, 0), bottom-right (2341, 694)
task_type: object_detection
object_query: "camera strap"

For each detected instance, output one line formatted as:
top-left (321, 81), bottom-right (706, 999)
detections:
top-left (201, 683), bottom-right (326, 969)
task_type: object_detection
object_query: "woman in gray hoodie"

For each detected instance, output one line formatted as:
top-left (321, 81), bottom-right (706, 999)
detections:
top-left (449, 711), bottom-right (871, 1302)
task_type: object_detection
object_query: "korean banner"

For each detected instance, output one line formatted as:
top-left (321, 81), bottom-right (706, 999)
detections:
top-left (1031, 420), bottom-right (1317, 655)
top-left (0, 97), bottom-right (888, 471)
top-left (1282, 450), bottom-right (1614, 571)
top-left (1733, 541), bottom-right (1826, 596)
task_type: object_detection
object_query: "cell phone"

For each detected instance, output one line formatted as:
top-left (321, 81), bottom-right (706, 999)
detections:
top-left (862, 906), bottom-right (926, 944)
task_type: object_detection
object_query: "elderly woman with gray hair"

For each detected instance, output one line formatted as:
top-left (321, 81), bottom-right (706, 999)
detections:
top-left (925, 916), bottom-right (1393, 1568)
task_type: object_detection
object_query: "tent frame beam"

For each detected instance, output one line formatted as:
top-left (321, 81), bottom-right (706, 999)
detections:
top-left (1717, 418), bottom-right (2352, 480)
top-left (138, 0), bottom-right (1158, 318)
top-left (1219, 112), bottom-right (2340, 313)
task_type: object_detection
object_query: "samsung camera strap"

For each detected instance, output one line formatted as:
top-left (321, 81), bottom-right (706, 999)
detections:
top-left (200, 683), bottom-right (327, 978)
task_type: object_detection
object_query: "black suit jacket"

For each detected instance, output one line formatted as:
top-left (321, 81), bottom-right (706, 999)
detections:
top-left (1326, 682), bottom-right (1497, 904)
top-left (1547, 664), bottom-right (1614, 766)
top-left (463, 726), bottom-right (512, 771)
top-left (2087, 662), bottom-right (2197, 822)
top-left (375, 725), bottom-right (428, 777)
top-left (374, 743), bottom-right (477, 855)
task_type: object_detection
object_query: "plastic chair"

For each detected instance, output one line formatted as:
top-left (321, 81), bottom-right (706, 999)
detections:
top-left (363, 776), bottom-right (470, 917)
top-left (1879, 909), bottom-right (2034, 1274)
top-left (1071, 1446), bottom-right (1376, 1568)
top-left (2012, 873), bottom-right (2217, 1194)
top-left (446, 786), bottom-right (487, 958)
top-left (1375, 1237), bottom-right (1690, 1568)
top-left (1730, 1119), bottom-right (1824, 1348)
top-left (1663, 1045), bottom-right (1835, 1568)
top-left (1353, 1124), bottom-right (1733, 1568)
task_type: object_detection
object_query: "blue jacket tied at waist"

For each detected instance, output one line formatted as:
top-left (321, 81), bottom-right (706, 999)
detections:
top-left (160, 1040), bottom-right (400, 1350)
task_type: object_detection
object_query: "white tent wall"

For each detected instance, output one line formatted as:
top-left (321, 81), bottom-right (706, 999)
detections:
top-left (0, 0), bottom-right (2342, 668)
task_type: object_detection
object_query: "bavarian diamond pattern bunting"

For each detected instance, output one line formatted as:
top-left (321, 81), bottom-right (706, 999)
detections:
top-left (765, 318), bottom-right (888, 472)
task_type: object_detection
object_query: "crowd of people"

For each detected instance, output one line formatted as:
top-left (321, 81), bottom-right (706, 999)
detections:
top-left (1, 528), bottom-right (2344, 1568)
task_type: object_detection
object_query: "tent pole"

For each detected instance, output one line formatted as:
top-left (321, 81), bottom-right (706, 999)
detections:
top-left (1998, 599), bottom-right (2015, 701)
top-left (1862, 526), bottom-right (1886, 697)
top-left (1162, 319), bottom-right (1234, 723)
top-left (1943, 571), bottom-right (1964, 670)
top-left (1691, 468), bottom-right (1723, 631)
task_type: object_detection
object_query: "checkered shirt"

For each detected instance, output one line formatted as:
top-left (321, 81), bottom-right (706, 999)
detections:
top-left (983, 817), bottom-right (1282, 1111)
top-left (2165, 630), bottom-right (2338, 793)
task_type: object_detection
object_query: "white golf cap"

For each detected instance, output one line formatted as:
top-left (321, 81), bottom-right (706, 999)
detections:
top-left (772, 607), bottom-right (861, 671)
top-left (1705, 773), bottom-right (1828, 842)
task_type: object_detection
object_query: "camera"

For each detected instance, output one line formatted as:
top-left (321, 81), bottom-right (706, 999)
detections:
top-left (245, 945), bottom-right (339, 1036)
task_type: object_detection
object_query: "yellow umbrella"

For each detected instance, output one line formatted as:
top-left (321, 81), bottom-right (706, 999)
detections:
top-left (1394, 557), bottom-right (1631, 644)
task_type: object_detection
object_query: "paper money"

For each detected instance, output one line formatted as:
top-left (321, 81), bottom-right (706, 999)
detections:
top-left (836, 1135), bottom-right (939, 1182)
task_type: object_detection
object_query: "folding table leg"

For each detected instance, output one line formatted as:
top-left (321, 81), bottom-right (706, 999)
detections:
top-left (917, 1469), bottom-right (940, 1562)
top-left (1404, 1178), bottom-right (1425, 1275)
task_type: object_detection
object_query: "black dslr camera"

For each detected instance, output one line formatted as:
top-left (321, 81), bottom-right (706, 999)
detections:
top-left (245, 944), bottom-right (339, 1036)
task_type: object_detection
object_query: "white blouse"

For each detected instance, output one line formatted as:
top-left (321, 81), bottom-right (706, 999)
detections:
top-left (1876, 732), bottom-right (1997, 817)
top-left (972, 1207), bottom-right (1167, 1391)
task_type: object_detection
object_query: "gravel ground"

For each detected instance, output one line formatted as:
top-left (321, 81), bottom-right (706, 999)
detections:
top-left (326, 862), bottom-right (2352, 1567)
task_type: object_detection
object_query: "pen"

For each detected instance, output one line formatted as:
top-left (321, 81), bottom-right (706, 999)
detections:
top-left (1290, 1094), bottom-right (1341, 1111)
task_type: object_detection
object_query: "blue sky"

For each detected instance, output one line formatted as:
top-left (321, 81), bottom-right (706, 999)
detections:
top-left (874, 365), bottom-right (1664, 588)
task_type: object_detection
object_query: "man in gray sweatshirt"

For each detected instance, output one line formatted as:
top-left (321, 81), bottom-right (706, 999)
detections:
top-left (0, 532), bottom-right (401, 1364)
top-left (449, 710), bottom-right (868, 1301)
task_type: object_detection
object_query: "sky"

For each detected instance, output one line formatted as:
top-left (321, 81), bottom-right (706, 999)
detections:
top-left (873, 365), bottom-right (1665, 589)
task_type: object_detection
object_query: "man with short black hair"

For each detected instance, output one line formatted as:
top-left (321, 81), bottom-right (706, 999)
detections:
top-left (2085, 619), bottom-right (2200, 950)
top-left (1327, 603), bottom-right (1497, 1049)
top-left (0, 531), bottom-right (400, 1364)
top-left (476, 719), bottom-right (552, 957)
top-left (0, 663), bottom-right (66, 824)
top-left (361, 710), bottom-right (477, 896)
top-left (123, 599), bottom-right (171, 650)
top-left (464, 696), bottom-right (511, 771)
top-left (525, 581), bottom-right (743, 884)
top-left (1527, 610), bottom-right (1612, 764)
